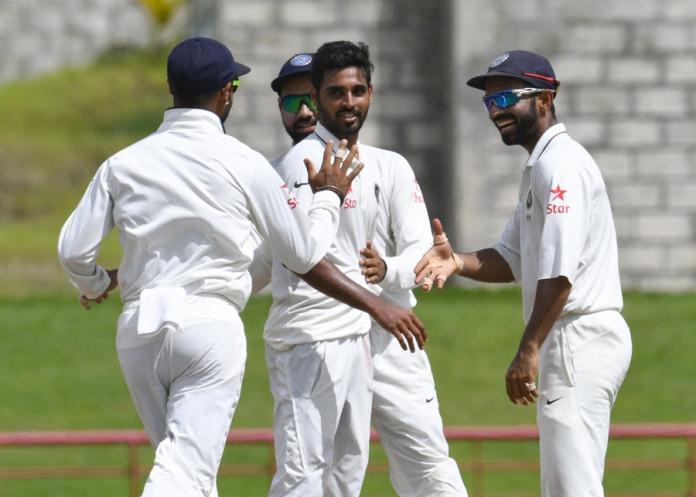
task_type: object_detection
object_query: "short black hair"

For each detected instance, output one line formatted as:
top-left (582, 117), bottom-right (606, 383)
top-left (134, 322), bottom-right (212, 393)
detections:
top-left (310, 41), bottom-right (374, 90)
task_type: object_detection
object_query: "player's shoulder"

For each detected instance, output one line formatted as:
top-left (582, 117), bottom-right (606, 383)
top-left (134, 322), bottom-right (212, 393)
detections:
top-left (216, 134), bottom-right (274, 171)
top-left (362, 144), bottom-right (413, 179)
top-left (363, 143), bottom-right (409, 164)
top-left (278, 135), bottom-right (323, 169)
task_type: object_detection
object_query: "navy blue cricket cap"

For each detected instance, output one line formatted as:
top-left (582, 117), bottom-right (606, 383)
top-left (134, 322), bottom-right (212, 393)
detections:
top-left (466, 50), bottom-right (560, 92)
top-left (271, 53), bottom-right (314, 93)
top-left (167, 37), bottom-right (251, 96)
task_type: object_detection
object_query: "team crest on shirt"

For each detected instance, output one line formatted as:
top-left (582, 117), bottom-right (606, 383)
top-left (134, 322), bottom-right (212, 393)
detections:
top-left (547, 184), bottom-right (570, 214)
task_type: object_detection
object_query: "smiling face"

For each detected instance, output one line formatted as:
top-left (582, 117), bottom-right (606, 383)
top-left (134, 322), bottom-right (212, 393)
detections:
top-left (483, 77), bottom-right (549, 154)
top-left (310, 66), bottom-right (373, 146)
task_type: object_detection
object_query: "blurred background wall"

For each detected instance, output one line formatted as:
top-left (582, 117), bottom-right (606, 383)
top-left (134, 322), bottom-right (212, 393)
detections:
top-left (1, 0), bottom-right (694, 292)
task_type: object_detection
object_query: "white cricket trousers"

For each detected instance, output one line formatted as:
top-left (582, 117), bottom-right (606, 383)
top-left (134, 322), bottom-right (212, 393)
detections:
top-left (116, 296), bottom-right (246, 497)
top-left (537, 310), bottom-right (632, 497)
top-left (266, 333), bottom-right (373, 497)
top-left (370, 324), bottom-right (468, 497)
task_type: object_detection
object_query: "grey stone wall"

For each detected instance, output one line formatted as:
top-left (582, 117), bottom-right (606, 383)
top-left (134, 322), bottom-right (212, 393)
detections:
top-left (453, 0), bottom-right (696, 292)
top-left (0, 0), bottom-right (151, 82)
top-left (1, 0), bottom-right (694, 291)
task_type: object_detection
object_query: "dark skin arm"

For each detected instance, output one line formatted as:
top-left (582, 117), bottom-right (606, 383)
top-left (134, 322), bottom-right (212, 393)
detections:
top-left (505, 276), bottom-right (571, 405)
top-left (414, 218), bottom-right (514, 290)
top-left (413, 218), bottom-right (572, 404)
top-left (297, 257), bottom-right (427, 352)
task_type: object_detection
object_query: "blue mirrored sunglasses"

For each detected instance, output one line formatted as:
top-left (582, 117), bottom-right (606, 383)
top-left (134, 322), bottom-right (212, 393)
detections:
top-left (280, 94), bottom-right (317, 113)
top-left (482, 88), bottom-right (545, 111)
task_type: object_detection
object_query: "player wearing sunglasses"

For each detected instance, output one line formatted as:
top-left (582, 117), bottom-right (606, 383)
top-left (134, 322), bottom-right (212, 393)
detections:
top-left (415, 50), bottom-right (631, 497)
top-left (262, 41), bottom-right (467, 497)
top-left (271, 53), bottom-right (318, 145)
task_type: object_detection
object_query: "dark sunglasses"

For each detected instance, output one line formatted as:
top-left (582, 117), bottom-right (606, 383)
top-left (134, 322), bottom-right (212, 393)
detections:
top-left (232, 78), bottom-right (240, 93)
top-left (482, 88), bottom-right (545, 111)
top-left (280, 94), bottom-right (317, 113)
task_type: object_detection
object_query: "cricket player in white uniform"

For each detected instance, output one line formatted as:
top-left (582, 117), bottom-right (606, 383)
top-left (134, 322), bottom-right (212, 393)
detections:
top-left (57, 37), bottom-right (424, 497)
top-left (415, 50), bottom-right (632, 497)
top-left (262, 42), bottom-right (463, 497)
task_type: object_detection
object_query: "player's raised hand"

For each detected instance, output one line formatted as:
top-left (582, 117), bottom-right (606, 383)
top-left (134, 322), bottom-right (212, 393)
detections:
top-left (414, 218), bottom-right (463, 292)
top-left (359, 240), bottom-right (386, 284)
top-left (304, 139), bottom-right (364, 203)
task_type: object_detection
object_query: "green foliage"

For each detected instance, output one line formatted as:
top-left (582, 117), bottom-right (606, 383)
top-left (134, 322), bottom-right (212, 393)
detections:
top-left (0, 47), bottom-right (171, 297)
top-left (0, 47), bottom-right (171, 222)
top-left (137, 0), bottom-right (186, 26)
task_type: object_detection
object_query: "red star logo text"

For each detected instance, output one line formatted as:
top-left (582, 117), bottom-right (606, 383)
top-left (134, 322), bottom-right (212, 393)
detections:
top-left (550, 184), bottom-right (567, 201)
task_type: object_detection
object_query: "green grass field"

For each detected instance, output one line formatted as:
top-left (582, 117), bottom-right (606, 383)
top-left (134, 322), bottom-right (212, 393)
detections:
top-left (0, 288), bottom-right (694, 496)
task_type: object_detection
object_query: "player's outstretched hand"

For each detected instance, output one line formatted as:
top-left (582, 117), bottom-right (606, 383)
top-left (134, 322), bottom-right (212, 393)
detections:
top-left (372, 302), bottom-right (427, 353)
top-left (304, 139), bottom-right (364, 203)
top-left (414, 218), bottom-right (463, 292)
top-left (78, 268), bottom-right (118, 310)
top-left (359, 240), bottom-right (386, 284)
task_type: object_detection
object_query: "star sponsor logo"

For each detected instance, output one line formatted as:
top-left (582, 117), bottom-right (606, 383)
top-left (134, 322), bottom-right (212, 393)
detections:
top-left (550, 184), bottom-right (567, 201)
top-left (281, 184), bottom-right (300, 209)
top-left (547, 184), bottom-right (570, 214)
top-left (343, 185), bottom-right (357, 209)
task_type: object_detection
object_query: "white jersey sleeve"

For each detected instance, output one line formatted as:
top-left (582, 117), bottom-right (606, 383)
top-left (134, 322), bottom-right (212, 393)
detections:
top-left (57, 163), bottom-right (116, 299)
top-left (373, 153), bottom-right (432, 297)
top-left (245, 165), bottom-right (340, 275)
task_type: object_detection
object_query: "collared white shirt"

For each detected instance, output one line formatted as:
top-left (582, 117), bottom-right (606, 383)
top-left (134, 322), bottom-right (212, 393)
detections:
top-left (58, 108), bottom-right (340, 310)
top-left (493, 123), bottom-right (623, 323)
top-left (264, 122), bottom-right (384, 349)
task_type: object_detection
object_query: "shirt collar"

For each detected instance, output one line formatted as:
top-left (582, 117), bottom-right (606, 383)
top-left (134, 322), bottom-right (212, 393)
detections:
top-left (523, 123), bottom-right (567, 170)
top-left (159, 108), bottom-right (226, 134)
top-left (313, 122), bottom-right (360, 154)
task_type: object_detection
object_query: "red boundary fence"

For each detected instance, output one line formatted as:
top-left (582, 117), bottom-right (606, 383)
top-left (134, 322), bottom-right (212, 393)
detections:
top-left (1, 423), bottom-right (695, 496)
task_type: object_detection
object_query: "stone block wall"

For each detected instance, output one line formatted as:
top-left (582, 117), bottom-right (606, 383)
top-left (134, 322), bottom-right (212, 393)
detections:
top-left (0, 0), bottom-right (694, 291)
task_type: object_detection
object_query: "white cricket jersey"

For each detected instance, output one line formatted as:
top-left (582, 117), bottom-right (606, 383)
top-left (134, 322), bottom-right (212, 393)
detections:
top-left (264, 122), bottom-right (382, 350)
top-left (493, 123), bottom-right (623, 323)
top-left (368, 151), bottom-right (432, 310)
top-left (58, 108), bottom-right (341, 310)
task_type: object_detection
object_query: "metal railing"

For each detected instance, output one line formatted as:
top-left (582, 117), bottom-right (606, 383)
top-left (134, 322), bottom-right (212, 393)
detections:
top-left (0, 424), bottom-right (694, 496)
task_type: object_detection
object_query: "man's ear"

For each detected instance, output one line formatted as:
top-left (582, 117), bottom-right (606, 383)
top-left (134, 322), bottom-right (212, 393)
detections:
top-left (539, 89), bottom-right (554, 109)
